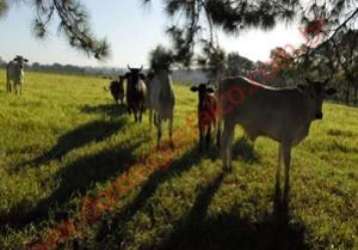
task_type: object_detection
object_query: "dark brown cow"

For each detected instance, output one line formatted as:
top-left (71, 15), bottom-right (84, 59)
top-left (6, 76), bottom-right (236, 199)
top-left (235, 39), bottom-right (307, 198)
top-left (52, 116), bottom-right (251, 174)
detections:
top-left (125, 65), bottom-right (147, 122)
top-left (109, 75), bottom-right (125, 104)
top-left (191, 83), bottom-right (220, 151)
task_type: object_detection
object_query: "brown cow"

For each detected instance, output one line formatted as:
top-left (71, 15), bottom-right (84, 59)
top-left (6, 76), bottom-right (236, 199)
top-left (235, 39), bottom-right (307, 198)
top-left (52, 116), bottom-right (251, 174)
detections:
top-left (108, 75), bottom-right (125, 104)
top-left (191, 83), bottom-right (219, 151)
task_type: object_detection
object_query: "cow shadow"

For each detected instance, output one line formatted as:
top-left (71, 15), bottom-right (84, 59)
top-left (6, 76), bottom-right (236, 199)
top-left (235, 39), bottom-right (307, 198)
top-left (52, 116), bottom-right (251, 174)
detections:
top-left (1, 137), bottom-right (149, 229)
top-left (232, 137), bottom-right (260, 163)
top-left (192, 137), bottom-right (259, 163)
top-left (159, 179), bottom-right (307, 250)
top-left (81, 103), bottom-right (127, 118)
top-left (95, 144), bottom-right (207, 244)
top-left (15, 119), bottom-right (126, 171)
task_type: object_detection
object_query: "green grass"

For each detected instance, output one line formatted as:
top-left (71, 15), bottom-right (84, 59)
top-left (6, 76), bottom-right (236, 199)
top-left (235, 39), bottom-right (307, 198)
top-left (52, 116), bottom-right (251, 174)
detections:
top-left (0, 70), bottom-right (357, 249)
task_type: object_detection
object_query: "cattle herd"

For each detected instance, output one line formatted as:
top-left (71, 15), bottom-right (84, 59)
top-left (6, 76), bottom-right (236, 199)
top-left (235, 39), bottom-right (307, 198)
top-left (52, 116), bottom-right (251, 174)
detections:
top-left (5, 55), bottom-right (337, 206)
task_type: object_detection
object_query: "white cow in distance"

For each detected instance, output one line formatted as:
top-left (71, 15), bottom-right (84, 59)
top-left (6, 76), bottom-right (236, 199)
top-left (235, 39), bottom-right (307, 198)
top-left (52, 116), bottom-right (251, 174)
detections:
top-left (6, 55), bottom-right (28, 95)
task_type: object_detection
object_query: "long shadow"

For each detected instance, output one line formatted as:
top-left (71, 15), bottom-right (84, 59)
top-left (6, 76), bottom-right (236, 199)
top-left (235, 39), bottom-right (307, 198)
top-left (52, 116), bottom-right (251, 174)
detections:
top-left (95, 144), bottom-right (207, 244)
top-left (1, 137), bottom-right (149, 229)
top-left (81, 104), bottom-right (127, 117)
top-left (159, 182), bottom-right (308, 250)
top-left (15, 119), bottom-right (126, 170)
top-left (159, 171), bottom-right (225, 249)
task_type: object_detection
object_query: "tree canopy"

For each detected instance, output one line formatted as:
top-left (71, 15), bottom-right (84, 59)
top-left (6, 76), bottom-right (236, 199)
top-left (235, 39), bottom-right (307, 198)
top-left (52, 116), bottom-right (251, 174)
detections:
top-left (1, 0), bottom-right (357, 66)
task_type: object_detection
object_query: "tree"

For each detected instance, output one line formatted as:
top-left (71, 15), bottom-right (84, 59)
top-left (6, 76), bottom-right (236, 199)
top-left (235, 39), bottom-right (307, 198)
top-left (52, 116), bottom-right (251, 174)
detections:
top-left (1, 0), bottom-right (358, 68)
top-left (0, 0), bottom-right (108, 59)
top-left (148, 45), bottom-right (174, 73)
top-left (226, 52), bottom-right (254, 76)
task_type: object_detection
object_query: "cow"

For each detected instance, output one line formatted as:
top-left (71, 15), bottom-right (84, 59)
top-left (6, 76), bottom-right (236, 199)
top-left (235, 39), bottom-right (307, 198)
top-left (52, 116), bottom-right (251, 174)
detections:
top-left (147, 69), bottom-right (175, 148)
top-left (190, 83), bottom-right (220, 152)
top-left (219, 76), bottom-right (336, 206)
top-left (125, 65), bottom-right (147, 122)
top-left (6, 55), bottom-right (28, 95)
top-left (108, 75), bottom-right (125, 104)
top-left (145, 71), bottom-right (155, 128)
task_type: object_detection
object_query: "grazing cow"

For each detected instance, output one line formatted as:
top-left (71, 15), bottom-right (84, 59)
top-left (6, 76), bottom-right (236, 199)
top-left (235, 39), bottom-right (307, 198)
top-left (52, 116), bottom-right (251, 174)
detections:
top-left (108, 75), bottom-right (125, 104)
top-left (219, 76), bottom-right (336, 204)
top-left (125, 65), bottom-right (147, 122)
top-left (148, 69), bottom-right (175, 148)
top-left (190, 83), bottom-right (220, 151)
top-left (6, 55), bottom-right (28, 94)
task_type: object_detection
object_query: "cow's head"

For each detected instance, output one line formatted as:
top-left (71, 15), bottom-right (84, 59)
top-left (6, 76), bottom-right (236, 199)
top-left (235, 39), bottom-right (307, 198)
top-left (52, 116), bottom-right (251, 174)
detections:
top-left (14, 55), bottom-right (29, 69)
top-left (191, 83), bottom-right (215, 106)
top-left (297, 78), bottom-right (337, 120)
top-left (126, 65), bottom-right (146, 84)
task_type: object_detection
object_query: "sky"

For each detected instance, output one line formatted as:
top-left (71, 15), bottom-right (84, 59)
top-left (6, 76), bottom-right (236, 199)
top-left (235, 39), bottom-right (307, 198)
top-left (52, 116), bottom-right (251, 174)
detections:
top-left (0, 0), bottom-right (306, 68)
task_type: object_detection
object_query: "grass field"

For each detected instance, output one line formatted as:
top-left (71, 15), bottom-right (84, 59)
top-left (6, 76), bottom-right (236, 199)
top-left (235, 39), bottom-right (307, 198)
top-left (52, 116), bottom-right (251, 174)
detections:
top-left (0, 70), bottom-right (357, 250)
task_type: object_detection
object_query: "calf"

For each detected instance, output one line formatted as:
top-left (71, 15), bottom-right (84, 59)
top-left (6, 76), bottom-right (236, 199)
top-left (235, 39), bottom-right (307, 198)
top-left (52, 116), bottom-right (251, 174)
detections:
top-left (219, 76), bottom-right (336, 205)
top-left (6, 55), bottom-right (28, 95)
top-left (148, 69), bottom-right (175, 148)
top-left (108, 75), bottom-right (125, 104)
top-left (191, 83), bottom-right (219, 151)
top-left (125, 65), bottom-right (147, 122)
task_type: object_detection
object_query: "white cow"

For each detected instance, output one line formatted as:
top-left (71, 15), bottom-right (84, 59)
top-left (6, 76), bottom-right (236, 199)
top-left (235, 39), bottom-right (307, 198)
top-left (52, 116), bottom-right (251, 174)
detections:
top-left (147, 69), bottom-right (175, 148)
top-left (219, 76), bottom-right (336, 205)
top-left (6, 56), bottom-right (28, 95)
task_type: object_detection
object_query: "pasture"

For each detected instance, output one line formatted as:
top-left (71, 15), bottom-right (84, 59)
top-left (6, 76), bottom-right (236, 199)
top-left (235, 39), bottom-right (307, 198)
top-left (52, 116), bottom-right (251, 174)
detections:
top-left (0, 70), bottom-right (357, 249)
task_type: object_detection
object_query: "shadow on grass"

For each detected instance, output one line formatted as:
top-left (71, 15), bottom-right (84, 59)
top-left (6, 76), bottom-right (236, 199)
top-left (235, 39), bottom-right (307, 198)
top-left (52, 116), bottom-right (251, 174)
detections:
top-left (159, 176), bottom-right (307, 250)
top-left (15, 119), bottom-right (126, 171)
top-left (232, 137), bottom-right (260, 163)
top-left (95, 144), bottom-right (206, 244)
top-left (81, 103), bottom-right (127, 117)
top-left (1, 136), bottom-right (149, 229)
top-left (192, 136), bottom-right (260, 163)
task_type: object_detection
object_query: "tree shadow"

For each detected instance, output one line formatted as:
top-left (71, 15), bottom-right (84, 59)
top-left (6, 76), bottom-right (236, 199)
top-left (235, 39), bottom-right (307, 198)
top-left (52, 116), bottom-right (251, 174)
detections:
top-left (81, 104), bottom-right (127, 117)
top-left (159, 181), bottom-right (308, 250)
top-left (232, 137), bottom-right (260, 163)
top-left (95, 144), bottom-right (207, 244)
top-left (1, 137), bottom-right (149, 229)
top-left (15, 119), bottom-right (126, 171)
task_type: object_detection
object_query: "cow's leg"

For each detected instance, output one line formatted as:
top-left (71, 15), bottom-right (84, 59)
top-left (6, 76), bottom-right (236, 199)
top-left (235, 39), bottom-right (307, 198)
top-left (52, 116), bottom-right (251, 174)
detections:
top-left (169, 116), bottom-right (174, 149)
top-left (149, 109), bottom-right (153, 130)
top-left (199, 124), bottom-right (204, 152)
top-left (6, 79), bottom-right (10, 93)
top-left (206, 124), bottom-right (212, 150)
top-left (282, 143), bottom-right (292, 210)
top-left (216, 120), bottom-right (221, 148)
top-left (274, 143), bottom-right (284, 212)
top-left (221, 120), bottom-right (235, 171)
top-left (157, 116), bottom-right (162, 149)
top-left (139, 104), bottom-right (143, 123)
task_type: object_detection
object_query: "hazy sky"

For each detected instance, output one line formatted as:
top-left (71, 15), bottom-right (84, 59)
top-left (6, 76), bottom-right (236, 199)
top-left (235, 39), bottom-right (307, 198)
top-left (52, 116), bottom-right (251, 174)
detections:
top-left (0, 0), bottom-right (306, 67)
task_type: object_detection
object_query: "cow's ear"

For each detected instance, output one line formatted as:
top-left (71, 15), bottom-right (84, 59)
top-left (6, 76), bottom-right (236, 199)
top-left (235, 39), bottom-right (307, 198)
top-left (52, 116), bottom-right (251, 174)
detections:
top-left (190, 86), bottom-right (198, 92)
top-left (24, 58), bottom-right (29, 63)
top-left (297, 84), bottom-right (306, 93)
top-left (326, 88), bottom-right (337, 96)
